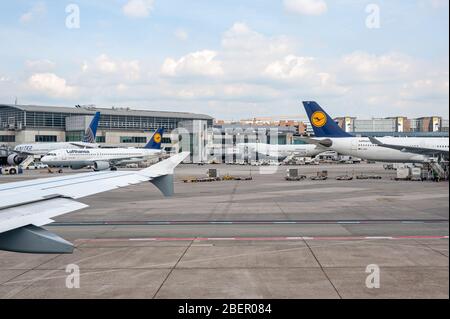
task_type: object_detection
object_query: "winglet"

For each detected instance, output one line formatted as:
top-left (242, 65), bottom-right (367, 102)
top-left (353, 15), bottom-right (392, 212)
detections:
top-left (145, 128), bottom-right (165, 150)
top-left (141, 151), bottom-right (190, 176)
top-left (140, 152), bottom-right (190, 197)
top-left (83, 112), bottom-right (101, 143)
top-left (302, 101), bottom-right (353, 138)
top-left (0, 225), bottom-right (74, 254)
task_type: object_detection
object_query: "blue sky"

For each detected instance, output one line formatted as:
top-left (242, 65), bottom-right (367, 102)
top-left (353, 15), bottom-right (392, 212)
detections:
top-left (0, 0), bottom-right (448, 119)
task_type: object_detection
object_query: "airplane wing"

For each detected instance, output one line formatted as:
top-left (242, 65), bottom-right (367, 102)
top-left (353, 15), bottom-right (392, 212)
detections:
top-left (68, 142), bottom-right (98, 149)
top-left (297, 137), bottom-right (333, 148)
top-left (369, 137), bottom-right (449, 158)
top-left (0, 152), bottom-right (189, 254)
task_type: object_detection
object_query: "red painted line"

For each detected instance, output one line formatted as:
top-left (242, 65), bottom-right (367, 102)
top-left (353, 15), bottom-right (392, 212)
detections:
top-left (310, 237), bottom-right (366, 241)
top-left (392, 235), bottom-right (449, 240)
top-left (207, 237), bottom-right (295, 241)
top-left (142, 237), bottom-right (196, 241)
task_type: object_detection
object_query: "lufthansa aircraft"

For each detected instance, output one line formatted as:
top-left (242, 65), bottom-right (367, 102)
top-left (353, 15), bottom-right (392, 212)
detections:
top-left (8, 111), bottom-right (101, 165)
top-left (0, 152), bottom-right (189, 254)
top-left (42, 128), bottom-right (165, 171)
top-left (302, 101), bottom-right (449, 163)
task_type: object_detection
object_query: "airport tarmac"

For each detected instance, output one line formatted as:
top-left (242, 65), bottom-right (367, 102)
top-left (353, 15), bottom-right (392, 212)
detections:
top-left (0, 163), bottom-right (448, 299)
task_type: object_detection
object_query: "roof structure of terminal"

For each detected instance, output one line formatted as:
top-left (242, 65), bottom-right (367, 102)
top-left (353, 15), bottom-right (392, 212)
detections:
top-left (0, 104), bottom-right (213, 120)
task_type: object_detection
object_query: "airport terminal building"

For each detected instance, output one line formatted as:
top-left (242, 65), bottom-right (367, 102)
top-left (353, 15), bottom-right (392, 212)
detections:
top-left (0, 104), bottom-right (214, 150)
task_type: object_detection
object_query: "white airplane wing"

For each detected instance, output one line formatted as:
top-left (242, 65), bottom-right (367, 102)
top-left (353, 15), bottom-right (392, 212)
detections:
top-left (369, 137), bottom-right (449, 158)
top-left (68, 142), bottom-right (99, 149)
top-left (297, 137), bottom-right (333, 148)
top-left (0, 152), bottom-right (189, 254)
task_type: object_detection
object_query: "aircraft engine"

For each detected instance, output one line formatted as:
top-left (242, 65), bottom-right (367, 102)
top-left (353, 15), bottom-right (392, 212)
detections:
top-left (7, 153), bottom-right (25, 165)
top-left (69, 164), bottom-right (85, 170)
top-left (318, 139), bottom-right (333, 148)
top-left (93, 161), bottom-right (110, 171)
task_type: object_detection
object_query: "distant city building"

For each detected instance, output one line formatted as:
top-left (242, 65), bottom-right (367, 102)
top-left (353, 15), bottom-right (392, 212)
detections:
top-left (216, 114), bottom-right (449, 138)
top-left (334, 116), bottom-right (448, 137)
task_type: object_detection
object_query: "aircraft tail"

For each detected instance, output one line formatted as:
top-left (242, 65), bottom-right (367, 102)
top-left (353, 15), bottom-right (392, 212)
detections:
top-left (82, 112), bottom-right (101, 143)
top-left (302, 101), bottom-right (353, 138)
top-left (145, 128), bottom-right (164, 150)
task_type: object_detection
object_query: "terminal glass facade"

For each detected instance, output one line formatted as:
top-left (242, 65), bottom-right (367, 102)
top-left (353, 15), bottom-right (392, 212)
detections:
top-left (0, 105), bottom-right (213, 132)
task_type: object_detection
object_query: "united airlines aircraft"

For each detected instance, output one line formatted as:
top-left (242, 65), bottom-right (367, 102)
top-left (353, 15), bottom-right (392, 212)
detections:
top-left (8, 112), bottom-right (101, 165)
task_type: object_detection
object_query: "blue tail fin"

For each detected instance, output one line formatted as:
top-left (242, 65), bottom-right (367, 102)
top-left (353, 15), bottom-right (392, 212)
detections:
top-left (83, 112), bottom-right (100, 143)
top-left (145, 128), bottom-right (164, 150)
top-left (302, 101), bottom-right (353, 138)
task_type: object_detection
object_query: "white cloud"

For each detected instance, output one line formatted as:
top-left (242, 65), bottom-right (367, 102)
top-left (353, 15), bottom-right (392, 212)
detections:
top-left (8, 22), bottom-right (446, 119)
top-left (219, 23), bottom-right (296, 80)
top-left (82, 54), bottom-right (141, 81)
top-left (174, 28), bottom-right (189, 41)
top-left (81, 61), bottom-right (89, 73)
top-left (123, 0), bottom-right (154, 18)
top-left (264, 55), bottom-right (315, 80)
top-left (156, 23), bottom-right (351, 104)
top-left (264, 55), bottom-right (349, 95)
top-left (284, 0), bottom-right (328, 16)
top-left (28, 73), bottom-right (77, 98)
top-left (428, 0), bottom-right (449, 8)
top-left (19, 2), bottom-right (46, 24)
top-left (95, 54), bottom-right (118, 73)
top-left (25, 59), bottom-right (55, 72)
top-left (222, 22), bottom-right (293, 57)
top-left (341, 51), bottom-right (413, 82)
top-left (161, 50), bottom-right (224, 77)
top-left (158, 83), bottom-right (281, 102)
top-left (117, 83), bottom-right (129, 92)
top-left (400, 76), bottom-right (449, 100)
top-left (121, 60), bottom-right (141, 81)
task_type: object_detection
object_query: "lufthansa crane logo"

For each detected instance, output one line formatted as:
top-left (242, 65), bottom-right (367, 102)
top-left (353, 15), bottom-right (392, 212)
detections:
top-left (311, 111), bottom-right (327, 128)
top-left (153, 133), bottom-right (162, 143)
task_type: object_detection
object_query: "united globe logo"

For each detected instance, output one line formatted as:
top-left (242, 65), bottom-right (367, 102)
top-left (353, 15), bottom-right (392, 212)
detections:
top-left (83, 128), bottom-right (95, 143)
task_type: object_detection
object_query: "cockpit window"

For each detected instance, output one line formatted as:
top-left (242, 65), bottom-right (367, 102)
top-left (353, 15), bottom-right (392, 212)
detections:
top-left (47, 153), bottom-right (57, 156)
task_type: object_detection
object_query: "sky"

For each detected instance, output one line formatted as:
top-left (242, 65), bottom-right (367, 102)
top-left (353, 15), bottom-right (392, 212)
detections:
top-left (0, 0), bottom-right (448, 120)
